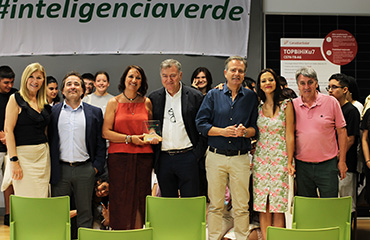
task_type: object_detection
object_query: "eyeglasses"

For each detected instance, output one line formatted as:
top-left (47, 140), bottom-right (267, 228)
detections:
top-left (326, 85), bottom-right (344, 91)
top-left (168, 108), bottom-right (176, 123)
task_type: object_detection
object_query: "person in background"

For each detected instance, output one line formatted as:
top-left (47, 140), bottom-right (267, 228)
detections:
top-left (361, 108), bottom-right (370, 205)
top-left (46, 76), bottom-right (60, 106)
top-left (281, 87), bottom-right (298, 99)
top-left (3, 63), bottom-right (51, 198)
top-left (328, 73), bottom-right (360, 215)
top-left (243, 77), bottom-right (256, 92)
top-left (191, 67), bottom-right (213, 95)
top-left (346, 75), bottom-right (363, 115)
top-left (83, 71), bottom-right (114, 115)
top-left (278, 76), bottom-right (288, 89)
top-left (253, 68), bottom-right (295, 240)
top-left (196, 56), bottom-right (258, 240)
top-left (293, 67), bottom-right (347, 198)
top-left (191, 66), bottom-right (213, 198)
top-left (102, 65), bottom-right (159, 230)
top-left (0, 66), bottom-right (16, 226)
top-left (82, 73), bottom-right (95, 96)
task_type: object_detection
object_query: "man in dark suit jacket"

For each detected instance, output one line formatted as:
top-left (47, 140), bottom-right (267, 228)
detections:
top-left (148, 59), bottom-right (206, 197)
top-left (48, 72), bottom-right (106, 229)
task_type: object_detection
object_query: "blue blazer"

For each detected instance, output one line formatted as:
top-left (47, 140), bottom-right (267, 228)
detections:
top-left (48, 102), bottom-right (106, 185)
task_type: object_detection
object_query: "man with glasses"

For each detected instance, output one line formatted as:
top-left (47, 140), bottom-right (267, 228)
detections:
top-left (196, 56), bottom-right (258, 240)
top-left (328, 73), bottom-right (360, 213)
top-left (293, 67), bottom-right (347, 198)
top-left (148, 59), bottom-right (206, 197)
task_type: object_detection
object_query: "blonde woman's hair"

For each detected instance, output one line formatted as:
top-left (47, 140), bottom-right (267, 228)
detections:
top-left (19, 63), bottom-right (48, 111)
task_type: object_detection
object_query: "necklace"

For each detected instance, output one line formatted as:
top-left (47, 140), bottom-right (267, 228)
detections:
top-left (123, 92), bottom-right (138, 101)
top-left (128, 102), bottom-right (137, 115)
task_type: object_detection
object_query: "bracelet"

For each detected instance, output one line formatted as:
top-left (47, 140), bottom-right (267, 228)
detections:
top-left (125, 135), bottom-right (129, 144)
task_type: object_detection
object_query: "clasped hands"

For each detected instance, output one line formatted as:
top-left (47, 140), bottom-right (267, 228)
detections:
top-left (222, 124), bottom-right (247, 138)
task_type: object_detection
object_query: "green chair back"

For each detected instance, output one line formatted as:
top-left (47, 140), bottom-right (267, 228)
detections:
top-left (267, 226), bottom-right (340, 240)
top-left (10, 195), bottom-right (70, 240)
top-left (145, 196), bottom-right (206, 240)
top-left (292, 196), bottom-right (351, 240)
top-left (78, 227), bottom-right (153, 240)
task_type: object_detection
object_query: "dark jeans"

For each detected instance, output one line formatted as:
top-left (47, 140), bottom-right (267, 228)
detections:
top-left (157, 150), bottom-right (199, 197)
top-left (296, 157), bottom-right (339, 198)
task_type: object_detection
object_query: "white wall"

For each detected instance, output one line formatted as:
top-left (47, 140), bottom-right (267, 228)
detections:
top-left (264, 0), bottom-right (370, 15)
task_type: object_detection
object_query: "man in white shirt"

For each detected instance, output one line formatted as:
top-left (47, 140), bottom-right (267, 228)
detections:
top-left (148, 59), bottom-right (206, 197)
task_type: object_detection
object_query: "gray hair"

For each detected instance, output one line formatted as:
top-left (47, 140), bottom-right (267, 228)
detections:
top-left (224, 56), bottom-right (247, 73)
top-left (295, 67), bottom-right (318, 84)
top-left (160, 59), bottom-right (182, 73)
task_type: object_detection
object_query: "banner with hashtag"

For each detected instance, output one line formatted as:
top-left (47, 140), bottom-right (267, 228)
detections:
top-left (0, 0), bottom-right (251, 57)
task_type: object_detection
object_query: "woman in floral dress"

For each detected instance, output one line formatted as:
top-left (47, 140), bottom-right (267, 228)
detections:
top-left (252, 68), bottom-right (295, 240)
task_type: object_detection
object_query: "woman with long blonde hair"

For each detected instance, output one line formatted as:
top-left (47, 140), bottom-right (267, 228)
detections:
top-left (3, 63), bottom-right (51, 197)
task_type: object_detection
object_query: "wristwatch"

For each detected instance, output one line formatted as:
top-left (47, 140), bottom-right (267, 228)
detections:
top-left (10, 156), bottom-right (18, 162)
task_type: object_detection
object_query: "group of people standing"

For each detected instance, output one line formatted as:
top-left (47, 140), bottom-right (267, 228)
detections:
top-left (0, 55), bottom-right (369, 240)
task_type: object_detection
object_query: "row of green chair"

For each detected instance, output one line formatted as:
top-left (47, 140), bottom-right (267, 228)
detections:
top-left (267, 196), bottom-right (352, 240)
top-left (9, 195), bottom-right (207, 240)
top-left (10, 195), bottom-right (351, 240)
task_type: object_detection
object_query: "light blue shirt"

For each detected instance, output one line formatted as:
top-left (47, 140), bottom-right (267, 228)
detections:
top-left (58, 100), bottom-right (89, 163)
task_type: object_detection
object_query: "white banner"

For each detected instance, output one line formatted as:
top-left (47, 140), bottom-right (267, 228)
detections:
top-left (0, 0), bottom-right (251, 57)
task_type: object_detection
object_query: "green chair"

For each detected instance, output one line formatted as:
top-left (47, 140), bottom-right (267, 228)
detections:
top-left (267, 226), bottom-right (340, 240)
top-left (292, 196), bottom-right (351, 240)
top-left (10, 195), bottom-right (70, 240)
top-left (145, 196), bottom-right (206, 240)
top-left (78, 227), bottom-right (153, 240)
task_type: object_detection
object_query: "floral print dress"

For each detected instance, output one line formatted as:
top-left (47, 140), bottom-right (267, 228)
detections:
top-left (253, 99), bottom-right (290, 213)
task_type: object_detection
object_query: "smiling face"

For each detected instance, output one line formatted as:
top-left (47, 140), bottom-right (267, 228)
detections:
top-left (224, 60), bottom-right (246, 89)
top-left (125, 68), bottom-right (142, 92)
top-left (26, 70), bottom-right (45, 95)
top-left (260, 72), bottom-right (276, 94)
top-left (297, 74), bottom-right (318, 100)
top-left (46, 82), bottom-right (58, 102)
top-left (0, 78), bottom-right (14, 94)
top-left (161, 65), bottom-right (182, 96)
top-left (193, 71), bottom-right (208, 89)
top-left (94, 73), bottom-right (109, 95)
top-left (62, 75), bottom-right (84, 102)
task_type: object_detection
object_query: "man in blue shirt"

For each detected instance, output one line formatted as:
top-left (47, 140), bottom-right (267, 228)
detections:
top-left (196, 56), bottom-right (258, 240)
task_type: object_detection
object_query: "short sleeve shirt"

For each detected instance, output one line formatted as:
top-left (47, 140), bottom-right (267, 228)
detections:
top-left (293, 92), bottom-right (346, 162)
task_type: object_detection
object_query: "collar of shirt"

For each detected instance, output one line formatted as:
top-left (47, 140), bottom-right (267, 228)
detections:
top-left (298, 91), bottom-right (322, 108)
top-left (222, 82), bottom-right (246, 97)
top-left (165, 82), bottom-right (182, 99)
top-left (62, 100), bottom-right (84, 111)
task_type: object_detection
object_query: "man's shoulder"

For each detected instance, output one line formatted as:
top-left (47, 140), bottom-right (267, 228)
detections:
top-left (183, 85), bottom-right (203, 98)
top-left (343, 102), bottom-right (360, 118)
top-left (148, 87), bottom-right (165, 98)
top-left (83, 102), bottom-right (102, 113)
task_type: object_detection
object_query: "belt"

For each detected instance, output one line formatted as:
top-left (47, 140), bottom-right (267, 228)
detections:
top-left (163, 147), bottom-right (193, 156)
top-left (209, 146), bottom-right (248, 157)
top-left (60, 160), bottom-right (90, 167)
